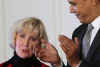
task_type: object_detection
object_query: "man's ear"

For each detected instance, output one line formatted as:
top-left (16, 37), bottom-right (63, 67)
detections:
top-left (92, 0), bottom-right (100, 6)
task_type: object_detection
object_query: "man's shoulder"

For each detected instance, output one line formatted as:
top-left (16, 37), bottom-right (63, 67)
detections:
top-left (73, 24), bottom-right (87, 34)
top-left (72, 24), bottom-right (88, 40)
top-left (75, 24), bottom-right (87, 32)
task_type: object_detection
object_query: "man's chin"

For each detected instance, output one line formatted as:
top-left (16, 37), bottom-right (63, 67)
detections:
top-left (79, 19), bottom-right (90, 24)
top-left (80, 21), bottom-right (91, 24)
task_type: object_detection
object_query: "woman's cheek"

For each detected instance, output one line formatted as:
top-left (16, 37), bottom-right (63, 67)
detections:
top-left (16, 39), bottom-right (23, 48)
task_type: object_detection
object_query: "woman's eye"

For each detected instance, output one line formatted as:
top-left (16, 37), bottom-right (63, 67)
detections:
top-left (31, 37), bottom-right (37, 41)
top-left (20, 34), bottom-right (25, 38)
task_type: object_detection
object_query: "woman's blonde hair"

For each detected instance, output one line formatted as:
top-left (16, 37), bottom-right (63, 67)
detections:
top-left (9, 17), bottom-right (48, 49)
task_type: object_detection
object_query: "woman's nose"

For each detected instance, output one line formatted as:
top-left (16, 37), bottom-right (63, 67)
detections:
top-left (24, 38), bottom-right (29, 47)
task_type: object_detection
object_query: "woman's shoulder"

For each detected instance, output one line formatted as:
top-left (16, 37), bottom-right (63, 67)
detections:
top-left (0, 62), bottom-right (5, 67)
top-left (0, 61), bottom-right (13, 67)
top-left (41, 63), bottom-right (49, 67)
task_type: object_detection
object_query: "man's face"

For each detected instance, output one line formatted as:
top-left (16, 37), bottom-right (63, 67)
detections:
top-left (68, 0), bottom-right (97, 24)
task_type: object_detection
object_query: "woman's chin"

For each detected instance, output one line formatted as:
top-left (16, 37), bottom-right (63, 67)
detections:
top-left (19, 54), bottom-right (32, 59)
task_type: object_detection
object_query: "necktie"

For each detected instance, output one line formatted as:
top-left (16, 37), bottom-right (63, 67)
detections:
top-left (82, 24), bottom-right (94, 58)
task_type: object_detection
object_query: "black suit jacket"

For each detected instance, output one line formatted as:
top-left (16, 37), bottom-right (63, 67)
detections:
top-left (69, 24), bottom-right (100, 67)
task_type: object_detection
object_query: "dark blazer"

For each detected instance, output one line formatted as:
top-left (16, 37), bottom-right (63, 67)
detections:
top-left (70, 24), bottom-right (100, 67)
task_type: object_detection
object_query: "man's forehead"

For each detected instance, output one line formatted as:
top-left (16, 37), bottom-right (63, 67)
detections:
top-left (67, 0), bottom-right (78, 2)
top-left (68, 0), bottom-right (74, 1)
top-left (67, 0), bottom-right (81, 4)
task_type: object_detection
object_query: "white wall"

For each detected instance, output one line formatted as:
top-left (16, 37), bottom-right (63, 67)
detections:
top-left (0, 0), bottom-right (7, 63)
top-left (62, 0), bottom-right (81, 37)
top-left (4, 0), bottom-right (58, 60)
top-left (0, 0), bottom-right (81, 66)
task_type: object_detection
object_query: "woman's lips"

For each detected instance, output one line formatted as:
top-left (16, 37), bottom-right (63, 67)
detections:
top-left (22, 49), bottom-right (29, 53)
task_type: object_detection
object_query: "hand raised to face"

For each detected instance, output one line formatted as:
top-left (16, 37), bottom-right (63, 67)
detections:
top-left (34, 39), bottom-right (61, 67)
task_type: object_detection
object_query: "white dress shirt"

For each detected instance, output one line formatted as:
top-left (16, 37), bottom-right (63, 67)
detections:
top-left (90, 16), bottom-right (100, 46)
top-left (78, 16), bottom-right (100, 67)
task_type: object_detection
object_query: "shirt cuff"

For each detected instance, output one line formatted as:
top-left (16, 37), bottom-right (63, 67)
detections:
top-left (77, 61), bottom-right (82, 67)
top-left (51, 61), bottom-right (63, 67)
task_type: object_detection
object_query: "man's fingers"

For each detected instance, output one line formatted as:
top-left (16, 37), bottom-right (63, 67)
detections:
top-left (59, 35), bottom-right (70, 43)
top-left (74, 37), bottom-right (79, 46)
top-left (59, 35), bottom-right (70, 46)
top-left (61, 44), bottom-right (69, 53)
top-left (37, 49), bottom-right (46, 57)
top-left (39, 56), bottom-right (50, 63)
top-left (59, 35), bottom-right (72, 50)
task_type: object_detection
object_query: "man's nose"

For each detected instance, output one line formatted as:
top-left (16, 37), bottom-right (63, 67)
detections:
top-left (70, 5), bottom-right (77, 13)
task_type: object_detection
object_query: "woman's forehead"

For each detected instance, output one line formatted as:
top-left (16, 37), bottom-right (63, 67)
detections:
top-left (18, 28), bottom-right (39, 37)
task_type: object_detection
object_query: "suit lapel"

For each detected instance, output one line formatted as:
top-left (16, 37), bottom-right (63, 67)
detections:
top-left (86, 29), bottom-right (100, 61)
top-left (78, 24), bottom-right (88, 59)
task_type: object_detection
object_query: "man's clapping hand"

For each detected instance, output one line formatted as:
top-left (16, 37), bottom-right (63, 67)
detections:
top-left (59, 35), bottom-right (80, 67)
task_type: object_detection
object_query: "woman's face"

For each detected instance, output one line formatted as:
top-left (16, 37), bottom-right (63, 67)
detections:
top-left (15, 28), bottom-right (40, 59)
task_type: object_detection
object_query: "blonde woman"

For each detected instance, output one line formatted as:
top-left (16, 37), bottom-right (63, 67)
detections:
top-left (0, 17), bottom-right (49, 67)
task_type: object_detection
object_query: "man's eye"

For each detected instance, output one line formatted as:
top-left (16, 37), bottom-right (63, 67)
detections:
top-left (72, 3), bottom-right (76, 6)
top-left (69, 2), bottom-right (76, 6)
top-left (20, 34), bottom-right (25, 38)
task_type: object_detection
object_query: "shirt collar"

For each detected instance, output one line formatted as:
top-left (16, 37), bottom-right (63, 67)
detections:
top-left (91, 16), bottom-right (100, 30)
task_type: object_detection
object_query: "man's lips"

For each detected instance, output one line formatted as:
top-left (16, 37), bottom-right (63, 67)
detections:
top-left (76, 14), bottom-right (85, 19)
top-left (76, 14), bottom-right (80, 18)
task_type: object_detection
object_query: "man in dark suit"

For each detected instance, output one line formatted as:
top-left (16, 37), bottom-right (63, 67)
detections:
top-left (59, 0), bottom-right (100, 67)
top-left (37, 0), bottom-right (100, 67)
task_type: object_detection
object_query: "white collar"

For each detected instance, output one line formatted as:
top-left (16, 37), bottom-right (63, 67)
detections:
top-left (91, 16), bottom-right (100, 30)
